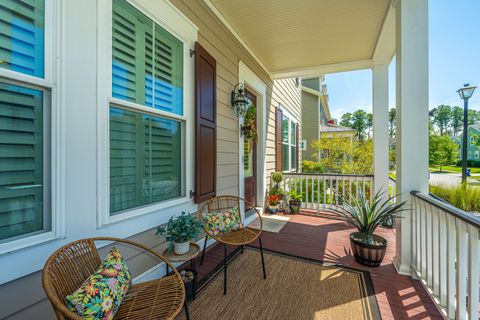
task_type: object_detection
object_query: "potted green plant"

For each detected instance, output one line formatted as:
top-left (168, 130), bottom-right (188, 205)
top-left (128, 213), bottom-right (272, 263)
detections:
top-left (288, 190), bottom-right (302, 214)
top-left (156, 212), bottom-right (202, 255)
top-left (267, 194), bottom-right (281, 214)
top-left (322, 190), bottom-right (407, 267)
top-left (270, 172), bottom-right (284, 199)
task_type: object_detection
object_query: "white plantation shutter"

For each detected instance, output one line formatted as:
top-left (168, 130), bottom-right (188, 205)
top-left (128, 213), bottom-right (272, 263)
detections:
top-left (110, 0), bottom-right (184, 214)
top-left (0, 82), bottom-right (47, 241)
top-left (0, 0), bottom-right (45, 77)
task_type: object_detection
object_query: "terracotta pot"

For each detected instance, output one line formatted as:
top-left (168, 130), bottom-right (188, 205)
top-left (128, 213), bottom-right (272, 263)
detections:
top-left (350, 232), bottom-right (387, 267)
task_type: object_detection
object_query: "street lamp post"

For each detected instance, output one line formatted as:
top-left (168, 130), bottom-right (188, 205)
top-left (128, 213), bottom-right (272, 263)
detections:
top-left (457, 83), bottom-right (477, 183)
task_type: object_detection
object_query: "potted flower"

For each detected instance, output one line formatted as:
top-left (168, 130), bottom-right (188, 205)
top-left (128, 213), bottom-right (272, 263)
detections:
top-left (156, 212), bottom-right (202, 255)
top-left (267, 194), bottom-right (281, 214)
top-left (270, 172), bottom-right (284, 199)
top-left (321, 190), bottom-right (407, 267)
top-left (288, 190), bottom-right (302, 214)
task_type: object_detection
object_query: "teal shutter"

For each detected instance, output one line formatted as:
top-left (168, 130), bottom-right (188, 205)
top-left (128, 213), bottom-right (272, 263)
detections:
top-left (0, 0), bottom-right (45, 77)
top-left (0, 82), bottom-right (45, 241)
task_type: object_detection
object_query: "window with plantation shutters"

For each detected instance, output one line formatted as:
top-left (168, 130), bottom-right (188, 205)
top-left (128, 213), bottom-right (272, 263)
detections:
top-left (0, 0), bottom-right (50, 244)
top-left (110, 0), bottom-right (185, 214)
top-left (0, 0), bottom-right (45, 78)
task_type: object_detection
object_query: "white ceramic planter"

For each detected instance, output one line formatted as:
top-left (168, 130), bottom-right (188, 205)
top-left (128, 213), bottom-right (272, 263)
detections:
top-left (174, 241), bottom-right (190, 255)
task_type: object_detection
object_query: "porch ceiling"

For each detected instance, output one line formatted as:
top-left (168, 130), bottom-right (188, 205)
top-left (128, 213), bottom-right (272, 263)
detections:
top-left (208, 0), bottom-right (391, 78)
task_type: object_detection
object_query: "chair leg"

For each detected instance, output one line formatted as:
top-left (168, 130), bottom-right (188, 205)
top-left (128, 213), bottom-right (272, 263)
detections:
top-left (200, 235), bottom-right (208, 266)
top-left (259, 237), bottom-right (266, 279)
top-left (223, 244), bottom-right (228, 295)
top-left (184, 301), bottom-right (190, 320)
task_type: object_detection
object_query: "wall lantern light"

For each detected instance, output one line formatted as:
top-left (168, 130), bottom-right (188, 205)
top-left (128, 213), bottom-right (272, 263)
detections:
top-left (231, 83), bottom-right (248, 118)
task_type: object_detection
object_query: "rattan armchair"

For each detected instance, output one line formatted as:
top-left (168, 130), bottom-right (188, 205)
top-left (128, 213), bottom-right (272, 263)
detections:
top-left (42, 237), bottom-right (189, 320)
top-left (199, 196), bottom-right (266, 295)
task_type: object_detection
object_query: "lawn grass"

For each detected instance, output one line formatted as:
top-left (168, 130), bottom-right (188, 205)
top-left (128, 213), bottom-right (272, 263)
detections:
top-left (429, 184), bottom-right (480, 212)
top-left (430, 165), bottom-right (480, 174)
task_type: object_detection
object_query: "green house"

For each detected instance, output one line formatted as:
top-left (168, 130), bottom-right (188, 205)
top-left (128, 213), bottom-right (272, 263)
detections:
top-left (455, 124), bottom-right (480, 165)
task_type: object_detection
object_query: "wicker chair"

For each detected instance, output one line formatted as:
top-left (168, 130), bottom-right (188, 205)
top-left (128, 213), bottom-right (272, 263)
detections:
top-left (199, 196), bottom-right (266, 295)
top-left (42, 237), bottom-right (189, 320)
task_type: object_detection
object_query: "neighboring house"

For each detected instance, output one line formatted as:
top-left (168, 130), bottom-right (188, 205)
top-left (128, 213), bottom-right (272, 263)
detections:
top-left (301, 76), bottom-right (331, 161)
top-left (455, 123), bottom-right (480, 165)
top-left (0, 0), bottom-right (301, 318)
top-left (319, 124), bottom-right (356, 140)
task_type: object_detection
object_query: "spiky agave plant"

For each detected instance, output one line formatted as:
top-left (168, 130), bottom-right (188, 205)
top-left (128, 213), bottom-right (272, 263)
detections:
top-left (321, 190), bottom-right (408, 244)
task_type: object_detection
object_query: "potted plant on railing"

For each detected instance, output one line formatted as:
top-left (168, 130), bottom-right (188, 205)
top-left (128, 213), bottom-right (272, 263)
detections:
top-left (321, 190), bottom-right (407, 267)
top-left (288, 190), bottom-right (302, 214)
top-left (156, 212), bottom-right (202, 255)
top-left (267, 194), bottom-right (281, 214)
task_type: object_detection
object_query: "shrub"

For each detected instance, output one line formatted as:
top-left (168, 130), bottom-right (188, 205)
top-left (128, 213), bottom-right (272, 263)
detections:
top-left (429, 184), bottom-right (480, 212)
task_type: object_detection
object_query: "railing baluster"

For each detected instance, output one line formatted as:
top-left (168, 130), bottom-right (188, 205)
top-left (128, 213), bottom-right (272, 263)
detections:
top-left (446, 213), bottom-right (456, 319)
top-left (416, 196), bottom-right (422, 272)
top-left (468, 224), bottom-right (479, 320)
top-left (317, 176), bottom-right (320, 212)
top-left (420, 200), bottom-right (427, 278)
top-left (305, 176), bottom-right (309, 208)
top-left (411, 195), bottom-right (418, 272)
top-left (432, 207), bottom-right (439, 296)
top-left (438, 208), bottom-right (447, 307)
top-left (426, 203), bottom-right (433, 287)
top-left (455, 219), bottom-right (468, 320)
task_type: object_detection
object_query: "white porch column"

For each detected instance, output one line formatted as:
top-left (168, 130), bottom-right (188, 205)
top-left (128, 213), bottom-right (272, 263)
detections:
top-left (372, 63), bottom-right (389, 197)
top-left (394, 0), bottom-right (429, 275)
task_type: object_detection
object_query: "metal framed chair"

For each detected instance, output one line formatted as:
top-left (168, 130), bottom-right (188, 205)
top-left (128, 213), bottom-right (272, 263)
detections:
top-left (199, 196), bottom-right (266, 295)
top-left (42, 237), bottom-right (189, 320)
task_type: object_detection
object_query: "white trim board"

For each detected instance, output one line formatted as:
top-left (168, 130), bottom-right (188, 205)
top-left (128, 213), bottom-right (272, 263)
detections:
top-left (238, 61), bottom-right (268, 209)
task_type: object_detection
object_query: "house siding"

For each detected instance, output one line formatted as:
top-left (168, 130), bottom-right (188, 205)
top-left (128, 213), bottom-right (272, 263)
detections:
top-left (0, 0), bottom-right (301, 318)
top-left (301, 91), bottom-right (320, 162)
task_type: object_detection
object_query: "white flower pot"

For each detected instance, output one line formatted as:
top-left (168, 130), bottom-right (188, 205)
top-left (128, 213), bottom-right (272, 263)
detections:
top-left (174, 241), bottom-right (190, 255)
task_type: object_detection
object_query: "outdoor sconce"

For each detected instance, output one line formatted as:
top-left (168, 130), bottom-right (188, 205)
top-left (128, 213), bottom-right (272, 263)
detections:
top-left (231, 83), bottom-right (248, 118)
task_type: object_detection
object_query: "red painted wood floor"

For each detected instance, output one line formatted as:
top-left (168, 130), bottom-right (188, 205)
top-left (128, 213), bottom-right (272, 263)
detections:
top-left (191, 213), bottom-right (444, 320)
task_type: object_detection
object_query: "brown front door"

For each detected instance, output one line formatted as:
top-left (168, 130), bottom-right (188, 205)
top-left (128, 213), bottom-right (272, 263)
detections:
top-left (244, 89), bottom-right (257, 206)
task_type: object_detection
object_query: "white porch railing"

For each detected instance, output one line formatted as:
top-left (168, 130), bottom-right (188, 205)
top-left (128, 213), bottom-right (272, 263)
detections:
top-left (282, 173), bottom-right (374, 211)
top-left (411, 191), bottom-right (480, 320)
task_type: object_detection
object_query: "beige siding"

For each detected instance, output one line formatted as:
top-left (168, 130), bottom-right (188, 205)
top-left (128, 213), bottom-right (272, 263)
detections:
top-left (302, 91), bottom-right (320, 161)
top-left (0, 0), bottom-right (301, 318)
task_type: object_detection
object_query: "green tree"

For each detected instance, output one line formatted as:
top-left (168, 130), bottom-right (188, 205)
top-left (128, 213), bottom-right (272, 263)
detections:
top-left (310, 136), bottom-right (373, 174)
top-left (339, 112), bottom-right (353, 127)
top-left (468, 109), bottom-right (480, 125)
top-left (451, 106), bottom-right (463, 136)
top-left (432, 105), bottom-right (452, 135)
top-left (351, 109), bottom-right (368, 141)
top-left (429, 134), bottom-right (459, 172)
top-left (388, 107), bottom-right (396, 137)
top-left (366, 113), bottom-right (373, 139)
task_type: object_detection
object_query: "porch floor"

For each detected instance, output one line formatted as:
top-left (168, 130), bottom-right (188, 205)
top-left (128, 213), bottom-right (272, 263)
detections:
top-left (193, 213), bottom-right (444, 320)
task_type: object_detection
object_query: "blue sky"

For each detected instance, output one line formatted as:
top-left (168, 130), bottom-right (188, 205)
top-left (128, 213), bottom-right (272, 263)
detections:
top-left (326, 0), bottom-right (480, 120)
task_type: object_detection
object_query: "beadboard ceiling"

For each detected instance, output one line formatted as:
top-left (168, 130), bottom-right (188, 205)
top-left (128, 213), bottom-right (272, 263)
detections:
top-left (208, 0), bottom-right (391, 76)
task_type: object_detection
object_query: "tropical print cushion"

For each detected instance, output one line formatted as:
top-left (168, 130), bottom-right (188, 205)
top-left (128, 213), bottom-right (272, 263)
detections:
top-left (204, 206), bottom-right (242, 236)
top-left (65, 247), bottom-right (131, 320)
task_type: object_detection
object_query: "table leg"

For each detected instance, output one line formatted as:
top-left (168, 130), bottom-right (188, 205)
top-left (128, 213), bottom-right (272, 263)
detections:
top-left (191, 258), bottom-right (196, 300)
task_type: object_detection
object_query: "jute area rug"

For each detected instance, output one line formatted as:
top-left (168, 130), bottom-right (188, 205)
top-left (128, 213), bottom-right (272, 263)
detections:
top-left (177, 247), bottom-right (380, 320)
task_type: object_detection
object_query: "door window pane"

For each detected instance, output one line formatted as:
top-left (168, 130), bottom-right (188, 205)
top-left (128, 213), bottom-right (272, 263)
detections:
top-left (0, 82), bottom-right (49, 242)
top-left (110, 107), bottom-right (182, 213)
top-left (112, 0), bottom-right (183, 115)
top-left (0, 0), bottom-right (45, 78)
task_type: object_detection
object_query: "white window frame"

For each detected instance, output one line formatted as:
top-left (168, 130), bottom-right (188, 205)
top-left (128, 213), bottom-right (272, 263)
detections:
top-left (97, 0), bottom-right (198, 226)
top-left (0, 0), bottom-right (65, 255)
top-left (280, 108), bottom-right (298, 173)
top-left (475, 151), bottom-right (479, 159)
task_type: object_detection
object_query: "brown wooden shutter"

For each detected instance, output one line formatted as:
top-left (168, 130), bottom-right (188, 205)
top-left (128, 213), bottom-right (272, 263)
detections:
top-left (195, 42), bottom-right (216, 203)
top-left (275, 108), bottom-right (283, 171)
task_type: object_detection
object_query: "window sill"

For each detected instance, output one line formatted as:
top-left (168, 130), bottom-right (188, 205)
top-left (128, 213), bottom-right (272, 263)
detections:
top-left (0, 231), bottom-right (59, 256)
top-left (100, 196), bottom-right (196, 226)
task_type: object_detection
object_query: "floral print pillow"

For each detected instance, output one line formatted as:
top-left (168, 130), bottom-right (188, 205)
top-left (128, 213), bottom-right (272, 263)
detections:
top-left (65, 247), bottom-right (131, 320)
top-left (204, 206), bottom-right (242, 236)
